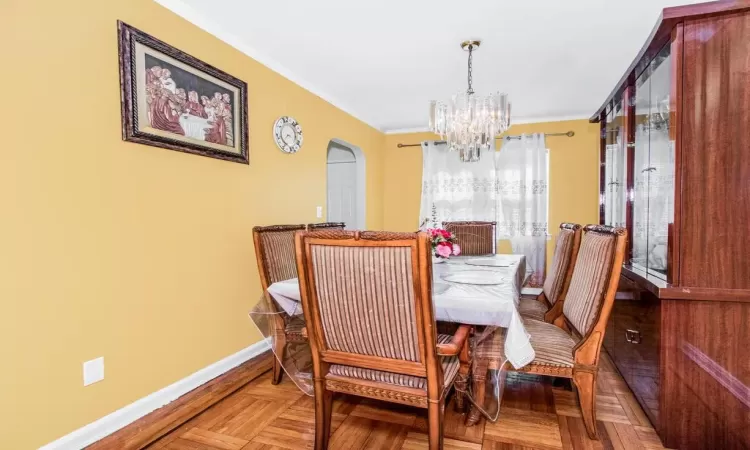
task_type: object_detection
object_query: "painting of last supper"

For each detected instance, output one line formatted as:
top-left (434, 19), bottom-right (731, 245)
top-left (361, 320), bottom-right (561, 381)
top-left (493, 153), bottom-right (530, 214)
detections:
top-left (119, 21), bottom-right (249, 164)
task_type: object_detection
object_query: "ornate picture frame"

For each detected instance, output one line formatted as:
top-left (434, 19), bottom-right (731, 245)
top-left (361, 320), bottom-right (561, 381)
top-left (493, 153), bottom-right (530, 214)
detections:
top-left (118, 21), bottom-right (249, 164)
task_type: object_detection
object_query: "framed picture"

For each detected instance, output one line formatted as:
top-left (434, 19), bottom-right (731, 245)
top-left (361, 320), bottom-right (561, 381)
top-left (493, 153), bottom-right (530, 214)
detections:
top-left (118, 21), bottom-right (249, 164)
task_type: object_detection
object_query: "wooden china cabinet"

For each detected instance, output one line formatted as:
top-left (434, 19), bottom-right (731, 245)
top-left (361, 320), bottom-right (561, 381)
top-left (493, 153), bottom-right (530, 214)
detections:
top-left (592, 1), bottom-right (750, 448)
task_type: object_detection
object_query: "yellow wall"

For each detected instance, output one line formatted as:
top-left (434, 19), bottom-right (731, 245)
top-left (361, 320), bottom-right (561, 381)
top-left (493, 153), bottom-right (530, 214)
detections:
top-left (0, 1), bottom-right (600, 446)
top-left (383, 119), bottom-right (601, 266)
top-left (0, 1), bottom-right (384, 448)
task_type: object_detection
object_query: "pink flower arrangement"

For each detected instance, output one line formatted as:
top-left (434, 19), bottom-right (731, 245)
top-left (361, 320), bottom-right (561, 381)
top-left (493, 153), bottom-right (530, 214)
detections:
top-left (426, 228), bottom-right (461, 260)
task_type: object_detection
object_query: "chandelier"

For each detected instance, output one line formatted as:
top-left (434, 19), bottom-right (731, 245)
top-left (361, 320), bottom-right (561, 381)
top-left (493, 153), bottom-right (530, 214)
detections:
top-left (428, 40), bottom-right (511, 162)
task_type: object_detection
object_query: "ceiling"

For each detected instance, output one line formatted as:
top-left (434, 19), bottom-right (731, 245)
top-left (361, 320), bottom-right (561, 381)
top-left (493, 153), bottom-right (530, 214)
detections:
top-left (158, 0), bottom-right (702, 133)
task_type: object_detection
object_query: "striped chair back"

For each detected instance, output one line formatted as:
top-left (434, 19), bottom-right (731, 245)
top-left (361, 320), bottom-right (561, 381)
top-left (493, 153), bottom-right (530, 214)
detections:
top-left (307, 222), bottom-right (346, 231)
top-left (563, 225), bottom-right (626, 336)
top-left (443, 221), bottom-right (496, 256)
top-left (253, 224), bottom-right (307, 289)
top-left (542, 223), bottom-right (582, 305)
top-left (295, 230), bottom-right (439, 378)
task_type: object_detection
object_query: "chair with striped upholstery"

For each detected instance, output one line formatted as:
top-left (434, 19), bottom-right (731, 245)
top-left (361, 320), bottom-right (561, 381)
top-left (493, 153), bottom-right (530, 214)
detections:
top-left (252, 224), bottom-right (308, 385)
top-left (469, 225), bottom-right (627, 439)
top-left (307, 222), bottom-right (346, 231)
top-left (295, 230), bottom-right (471, 450)
top-left (518, 223), bottom-right (582, 322)
top-left (443, 221), bottom-right (496, 256)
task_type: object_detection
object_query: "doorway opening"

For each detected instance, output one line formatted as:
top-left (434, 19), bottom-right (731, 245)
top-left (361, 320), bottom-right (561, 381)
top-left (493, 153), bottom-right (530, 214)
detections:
top-left (326, 139), bottom-right (365, 229)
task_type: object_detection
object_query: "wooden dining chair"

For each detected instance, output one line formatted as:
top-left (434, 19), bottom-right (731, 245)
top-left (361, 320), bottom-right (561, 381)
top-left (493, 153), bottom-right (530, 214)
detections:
top-left (518, 223), bottom-right (582, 322)
top-left (252, 224), bottom-right (308, 385)
top-left (294, 230), bottom-right (471, 450)
top-left (307, 222), bottom-right (345, 231)
top-left (443, 221), bottom-right (496, 256)
top-left (470, 225), bottom-right (627, 439)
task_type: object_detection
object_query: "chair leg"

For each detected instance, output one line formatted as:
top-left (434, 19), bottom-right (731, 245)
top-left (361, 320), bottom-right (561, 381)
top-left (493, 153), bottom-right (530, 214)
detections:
top-left (272, 357), bottom-right (283, 385)
top-left (427, 400), bottom-right (445, 450)
top-left (466, 364), bottom-right (487, 426)
top-left (453, 327), bottom-right (472, 412)
top-left (271, 334), bottom-right (286, 385)
top-left (573, 370), bottom-right (599, 440)
top-left (314, 382), bottom-right (333, 449)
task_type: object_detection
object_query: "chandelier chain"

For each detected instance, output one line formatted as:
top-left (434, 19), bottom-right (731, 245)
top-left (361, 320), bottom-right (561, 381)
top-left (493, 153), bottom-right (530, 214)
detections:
top-left (467, 45), bottom-right (474, 95)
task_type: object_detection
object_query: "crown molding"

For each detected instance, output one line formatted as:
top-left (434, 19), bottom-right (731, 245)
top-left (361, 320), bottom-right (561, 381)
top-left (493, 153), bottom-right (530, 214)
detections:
top-left (154, 0), bottom-right (382, 132)
top-left (510, 114), bottom-right (591, 125)
top-left (383, 114), bottom-right (590, 135)
top-left (153, 0), bottom-right (592, 136)
top-left (384, 127), bottom-right (432, 135)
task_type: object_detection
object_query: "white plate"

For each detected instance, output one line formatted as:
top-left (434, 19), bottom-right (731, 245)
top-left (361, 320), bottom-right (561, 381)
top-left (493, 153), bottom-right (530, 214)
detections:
top-left (433, 283), bottom-right (451, 295)
top-left (465, 258), bottom-right (511, 267)
top-left (441, 271), bottom-right (507, 285)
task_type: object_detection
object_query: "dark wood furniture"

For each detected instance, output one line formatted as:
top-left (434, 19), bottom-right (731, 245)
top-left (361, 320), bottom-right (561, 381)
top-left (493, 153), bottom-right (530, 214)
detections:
top-left (294, 230), bottom-right (471, 450)
top-left (517, 223), bottom-right (583, 324)
top-left (442, 221), bottom-right (496, 256)
top-left (252, 224), bottom-right (308, 385)
top-left (593, 2), bottom-right (750, 448)
top-left (472, 225), bottom-right (628, 439)
top-left (307, 222), bottom-right (346, 231)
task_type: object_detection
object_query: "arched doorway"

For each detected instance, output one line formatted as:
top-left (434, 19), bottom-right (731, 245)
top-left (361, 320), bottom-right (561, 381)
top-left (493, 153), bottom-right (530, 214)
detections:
top-left (326, 139), bottom-right (365, 229)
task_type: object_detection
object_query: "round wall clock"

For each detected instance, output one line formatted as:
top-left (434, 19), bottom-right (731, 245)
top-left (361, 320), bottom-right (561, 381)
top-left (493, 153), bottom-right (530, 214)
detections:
top-left (273, 116), bottom-right (303, 153)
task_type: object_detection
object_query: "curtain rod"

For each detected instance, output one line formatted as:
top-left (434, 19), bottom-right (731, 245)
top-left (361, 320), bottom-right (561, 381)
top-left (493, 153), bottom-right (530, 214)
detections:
top-left (396, 131), bottom-right (575, 148)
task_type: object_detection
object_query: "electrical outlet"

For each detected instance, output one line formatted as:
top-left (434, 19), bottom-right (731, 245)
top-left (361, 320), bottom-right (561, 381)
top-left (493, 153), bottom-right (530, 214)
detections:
top-left (316, 206), bottom-right (323, 218)
top-left (83, 357), bottom-right (104, 386)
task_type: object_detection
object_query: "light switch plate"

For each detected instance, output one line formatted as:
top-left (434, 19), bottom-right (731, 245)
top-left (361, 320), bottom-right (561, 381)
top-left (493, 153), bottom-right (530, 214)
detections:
top-left (83, 357), bottom-right (104, 386)
top-left (316, 206), bottom-right (323, 218)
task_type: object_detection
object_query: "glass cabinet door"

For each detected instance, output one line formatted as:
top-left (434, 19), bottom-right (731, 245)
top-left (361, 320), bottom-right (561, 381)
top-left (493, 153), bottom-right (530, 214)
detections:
top-left (632, 72), bottom-right (650, 272)
top-left (646, 45), bottom-right (674, 279)
top-left (631, 43), bottom-right (674, 280)
top-left (604, 97), bottom-right (627, 228)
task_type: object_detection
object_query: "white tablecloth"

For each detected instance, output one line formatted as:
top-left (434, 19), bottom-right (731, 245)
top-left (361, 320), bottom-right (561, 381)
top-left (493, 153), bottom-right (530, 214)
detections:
top-left (266, 254), bottom-right (535, 369)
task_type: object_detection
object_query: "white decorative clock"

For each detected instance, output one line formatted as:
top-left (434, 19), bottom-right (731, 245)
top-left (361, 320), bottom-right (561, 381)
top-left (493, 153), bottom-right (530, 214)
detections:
top-left (273, 116), bottom-right (303, 153)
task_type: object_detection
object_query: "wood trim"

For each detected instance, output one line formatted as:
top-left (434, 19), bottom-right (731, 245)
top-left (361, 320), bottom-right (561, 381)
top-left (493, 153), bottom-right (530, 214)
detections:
top-left (87, 352), bottom-right (273, 450)
top-left (590, 0), bottom-right (750, 121)
top-left (306, 222), bottom-right (345, 231)
top-left (624, 82), bottom-right (635, 263)
top-left (435, 324), bottom-right (471, 356)
top-left (668, 24), bottom-right (683, 285)
top-left (324, 376), bottom-right (429, 408)
top-left (624, 264), bottom-right (750, 302)
top-left (621, 264), bottom-right (670, 296)
top-left (321, 351), bottom-right (428, 377)
top-left (598, 115), bottom-right (607, 225)
top-left (657, 287), bottom-right (750, 302)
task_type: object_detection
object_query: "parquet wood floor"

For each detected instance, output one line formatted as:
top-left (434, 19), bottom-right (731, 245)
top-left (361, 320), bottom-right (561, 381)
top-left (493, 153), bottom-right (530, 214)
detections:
top-left (147, 354), bottom-right (669, 450)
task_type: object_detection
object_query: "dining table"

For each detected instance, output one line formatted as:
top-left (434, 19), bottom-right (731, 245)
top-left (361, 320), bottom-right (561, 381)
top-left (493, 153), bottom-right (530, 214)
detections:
top-left (263, 253), bottom-right (537, 424)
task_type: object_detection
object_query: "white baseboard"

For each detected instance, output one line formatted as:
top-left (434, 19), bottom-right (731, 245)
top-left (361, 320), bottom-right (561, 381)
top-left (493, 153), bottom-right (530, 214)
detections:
top-left (39, 338), bottom-right (271, 450)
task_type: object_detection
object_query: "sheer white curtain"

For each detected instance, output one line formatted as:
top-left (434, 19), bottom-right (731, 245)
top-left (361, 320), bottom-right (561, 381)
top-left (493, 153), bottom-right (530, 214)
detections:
top-left (418, 136), bottom-right (548, 286)
top-left (418, 141), bottom-right (497, 228)
top-left (495, 134), bottom-right (548, 286)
